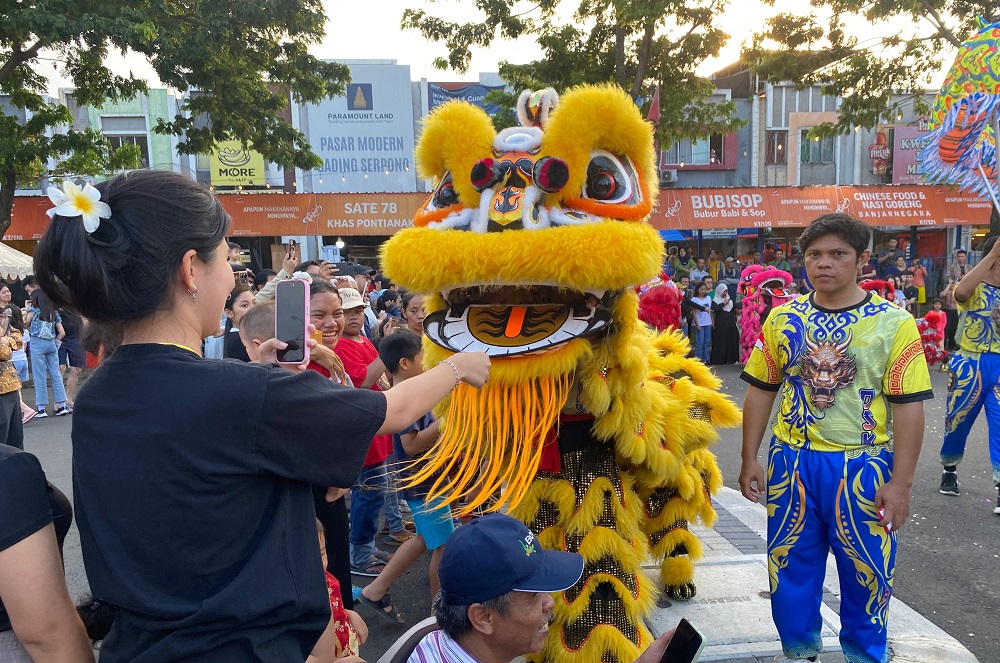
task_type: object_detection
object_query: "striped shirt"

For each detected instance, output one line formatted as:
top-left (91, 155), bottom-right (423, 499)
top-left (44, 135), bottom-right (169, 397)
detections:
top-left (408, 630), bottom-right (481, 663)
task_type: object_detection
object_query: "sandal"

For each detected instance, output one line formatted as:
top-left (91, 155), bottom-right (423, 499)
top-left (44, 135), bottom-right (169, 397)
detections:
top-left (372, 549), bottom-right (394, 563)
top-left (358, 590), bottom-right (404, 624)
top-left (349, 559), bottom-right (386, 577)
top-left (383, 530), bottom-right (415, 547)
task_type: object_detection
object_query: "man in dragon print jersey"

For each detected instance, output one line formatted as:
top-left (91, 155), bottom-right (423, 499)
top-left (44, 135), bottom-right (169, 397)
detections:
top-left (738, 214), bottom-right (932, 663)
top-left (938, 235), bottom-right (1000, 508)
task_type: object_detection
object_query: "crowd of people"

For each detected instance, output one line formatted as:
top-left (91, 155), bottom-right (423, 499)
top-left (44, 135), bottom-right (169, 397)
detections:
top-left (0, 170), bottom-right (995, 663)
top-left (661, 237), bottom-right (972, 367)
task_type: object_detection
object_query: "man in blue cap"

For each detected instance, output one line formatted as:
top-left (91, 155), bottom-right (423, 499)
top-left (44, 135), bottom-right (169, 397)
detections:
top-left (408, 513), bottom-right (675, 663)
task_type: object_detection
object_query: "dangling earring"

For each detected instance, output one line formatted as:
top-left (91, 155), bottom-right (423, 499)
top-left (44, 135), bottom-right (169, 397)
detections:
top-left (188, 287), bottom-right (198, 303)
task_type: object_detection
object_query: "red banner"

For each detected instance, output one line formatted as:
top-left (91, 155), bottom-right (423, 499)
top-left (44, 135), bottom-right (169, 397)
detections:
top-left (9, 185), bottom-right (993, 241)
top-left (8, 192), bottom-right (429, 240)
top-left (652, 186), bottom-right (993, 230)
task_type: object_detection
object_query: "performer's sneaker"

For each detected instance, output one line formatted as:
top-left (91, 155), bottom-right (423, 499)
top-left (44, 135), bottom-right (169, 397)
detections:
top-left (939, 470), bottom-right (960, 496)
top-left (994, 487), bottom-right (1000, 515)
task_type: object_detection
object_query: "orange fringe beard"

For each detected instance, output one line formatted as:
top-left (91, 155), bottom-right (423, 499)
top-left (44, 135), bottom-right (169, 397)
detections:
top-left (403, 373), bottom-right (573, 516)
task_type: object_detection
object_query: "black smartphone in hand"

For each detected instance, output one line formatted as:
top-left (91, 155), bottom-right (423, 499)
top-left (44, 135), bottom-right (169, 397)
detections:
top-left (658, 619), bottom-right (705, 663)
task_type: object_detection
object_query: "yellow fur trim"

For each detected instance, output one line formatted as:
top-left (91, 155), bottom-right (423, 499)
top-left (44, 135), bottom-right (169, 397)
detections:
top-left (511, 476), bottom-right (645, 543)
top-left (660, 555), bottom-right (695, 588)
top-left (413, 101), bottom-right (495, 207)
top-left (380, 222), bottom-right (664, 296)
top-left (540, 86), bottom-right (658, 211)
top-left (539, 623), bottom-right (652, 663)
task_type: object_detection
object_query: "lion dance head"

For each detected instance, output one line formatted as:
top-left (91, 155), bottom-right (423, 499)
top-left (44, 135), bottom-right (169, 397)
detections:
top-left (381, 86), bottom-right (663, 512)
top-left (738, 264), bottom-right (794, 363)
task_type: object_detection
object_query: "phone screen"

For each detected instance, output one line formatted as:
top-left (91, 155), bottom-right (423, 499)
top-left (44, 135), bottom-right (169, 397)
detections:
top-left (658, 619), bottom-right (705, 663)
top-left (275, 279), bottom-right (307, 363)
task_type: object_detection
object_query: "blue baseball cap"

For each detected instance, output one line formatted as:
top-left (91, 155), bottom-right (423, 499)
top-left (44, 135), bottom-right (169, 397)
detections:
top-left (439, 514), bottom-right (584, 605)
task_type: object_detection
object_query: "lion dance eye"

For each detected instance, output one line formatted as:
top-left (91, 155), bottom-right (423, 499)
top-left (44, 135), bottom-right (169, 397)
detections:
top-left (431, 172), bottom-right (460, 208)
top-left (581, 150), bottom-right (635, 204)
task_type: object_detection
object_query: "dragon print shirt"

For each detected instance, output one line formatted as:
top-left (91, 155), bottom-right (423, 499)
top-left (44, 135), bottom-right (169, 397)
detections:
top-left (956, 282), bottom-right (1000, 355)
top-left (742, 292), bottom-right (933, 451)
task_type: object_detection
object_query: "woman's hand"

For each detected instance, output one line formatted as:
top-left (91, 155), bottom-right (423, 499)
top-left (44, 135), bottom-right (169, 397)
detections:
top-left (312, 344), bottom-right (347, 383)
top-left (447, 352), bottom-right (491, 387)
top-left (256, 325), bottom-right (318, 370)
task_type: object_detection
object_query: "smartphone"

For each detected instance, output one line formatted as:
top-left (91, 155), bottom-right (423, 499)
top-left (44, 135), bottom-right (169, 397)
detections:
top-left (274, 279), bottom-right (309, 365)
top-left (659, 619), bottom-right (705, 663)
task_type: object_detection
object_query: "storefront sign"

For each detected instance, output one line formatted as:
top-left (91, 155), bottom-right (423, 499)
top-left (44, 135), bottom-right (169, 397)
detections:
top-left (7, 192), bottom-right (429, 239)
top-left (891, 126), bottom-right (931, 185)
top-left (428, 83), bottom-right (507, 115)
top-left (209, 140), bottom-right (267, 187)
top-left (303, 62), bottom-right (418, 194)
top-left (9, 185), bottom-right (993, 241)
top-left (653, 186), bottom-right (993, 230)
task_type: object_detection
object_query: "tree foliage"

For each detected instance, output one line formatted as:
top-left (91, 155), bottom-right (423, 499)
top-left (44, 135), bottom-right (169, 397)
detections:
top-left (0, 0), bottom-right (351, 236)
top-left (743, 0), bottom-right (1000, 136)
top-left (402, 0), bottom-right (744, 147)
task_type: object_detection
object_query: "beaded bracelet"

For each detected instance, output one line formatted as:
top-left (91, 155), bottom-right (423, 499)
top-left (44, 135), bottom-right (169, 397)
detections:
top-left (439, 359), bottom-right (461, 390)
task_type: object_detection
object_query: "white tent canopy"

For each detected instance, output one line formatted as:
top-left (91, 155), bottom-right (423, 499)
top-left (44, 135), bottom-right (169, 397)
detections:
top-left (0, 243), bottom-right (34, 280)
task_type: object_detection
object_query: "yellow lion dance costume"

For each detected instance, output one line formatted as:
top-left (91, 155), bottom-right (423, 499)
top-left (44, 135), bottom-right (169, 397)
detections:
top-left (381, 86), bottom-right (740, 663)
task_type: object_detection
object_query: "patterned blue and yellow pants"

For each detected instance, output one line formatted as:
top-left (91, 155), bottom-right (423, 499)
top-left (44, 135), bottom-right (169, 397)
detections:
top-left (941, 351), bottom-right (1000, 485)
top-left (767, 440), bottom-right (896, 663)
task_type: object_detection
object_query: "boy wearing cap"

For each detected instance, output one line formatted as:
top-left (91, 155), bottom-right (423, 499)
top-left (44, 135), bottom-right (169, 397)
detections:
top-left (335, 288), bottom-right (402, 577)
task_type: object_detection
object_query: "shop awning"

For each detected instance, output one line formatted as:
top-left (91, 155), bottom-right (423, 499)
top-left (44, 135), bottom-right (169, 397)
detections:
top-left (652, 185), bottom-right (993, 230)
top-left (7, 184), bottom-right (992, 241)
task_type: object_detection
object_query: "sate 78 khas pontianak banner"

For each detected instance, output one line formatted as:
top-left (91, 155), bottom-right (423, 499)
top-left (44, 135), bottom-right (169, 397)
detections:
top-left (7, 192), bottom-right (429, 240)
top-left (652, 185), bottom-right (993, 231)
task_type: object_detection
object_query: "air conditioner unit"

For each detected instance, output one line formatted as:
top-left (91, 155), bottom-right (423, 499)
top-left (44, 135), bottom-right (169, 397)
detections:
top-left (659, 169), bottom-right (678, 185)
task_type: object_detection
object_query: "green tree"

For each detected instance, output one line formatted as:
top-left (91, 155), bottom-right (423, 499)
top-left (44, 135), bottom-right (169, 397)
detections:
top-left (403, 0), bottom-right (744, 146)
top-left (0, 0), bottom-right (351, 237)
top-left (743, 1), bottom-right (998, 134)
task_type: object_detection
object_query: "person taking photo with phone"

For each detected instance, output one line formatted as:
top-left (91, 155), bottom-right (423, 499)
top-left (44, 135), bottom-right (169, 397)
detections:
top-left (33, 170), bottom-right (491, 663)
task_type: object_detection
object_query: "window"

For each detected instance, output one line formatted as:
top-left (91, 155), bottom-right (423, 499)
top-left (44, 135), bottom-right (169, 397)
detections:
top-left (765, 130), bottom-right (787, 165)
top-left (102, 115), bottom-right (150, 169)
top-left (105, 134), bottom-right (150, 169)
top-left (662, 134), bottom-right (725, 166)
top-left (800, 131), bottom-right (835, 164)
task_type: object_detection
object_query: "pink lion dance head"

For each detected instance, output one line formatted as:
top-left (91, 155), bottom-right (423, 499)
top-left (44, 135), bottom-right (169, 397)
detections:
top-left (738, 264), bottom-right (794, 363)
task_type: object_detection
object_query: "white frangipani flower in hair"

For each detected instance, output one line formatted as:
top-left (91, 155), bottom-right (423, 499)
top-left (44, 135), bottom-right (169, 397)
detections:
top-left (46, 181), bottom-right (112, 233)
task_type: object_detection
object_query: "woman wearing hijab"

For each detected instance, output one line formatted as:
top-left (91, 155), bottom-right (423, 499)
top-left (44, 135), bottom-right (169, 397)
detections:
top-left (710, 283), bottom-right (739, 365)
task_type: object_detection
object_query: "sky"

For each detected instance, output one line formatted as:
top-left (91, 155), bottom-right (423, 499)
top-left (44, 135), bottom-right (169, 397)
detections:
top-left (39, 0), bottom-right (948, 95)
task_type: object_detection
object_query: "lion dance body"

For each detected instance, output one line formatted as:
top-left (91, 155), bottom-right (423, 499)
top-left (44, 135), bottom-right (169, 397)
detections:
top-left (381, 86), bottom-right (739, 663)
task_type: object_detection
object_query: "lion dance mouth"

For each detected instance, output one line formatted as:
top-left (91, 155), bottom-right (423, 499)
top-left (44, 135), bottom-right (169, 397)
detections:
top-left (381, 86), bottom-right (740, 663)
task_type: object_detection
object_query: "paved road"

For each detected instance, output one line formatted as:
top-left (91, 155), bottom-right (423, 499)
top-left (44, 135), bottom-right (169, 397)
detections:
top-left (21, 364), bottom-right (999, 662)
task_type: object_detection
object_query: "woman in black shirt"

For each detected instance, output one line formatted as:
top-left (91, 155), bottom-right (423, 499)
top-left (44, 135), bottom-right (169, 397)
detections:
top-left (0, 445), bottom-right (93, 662)
top-left (34, 170), bottom-right (490, 663)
